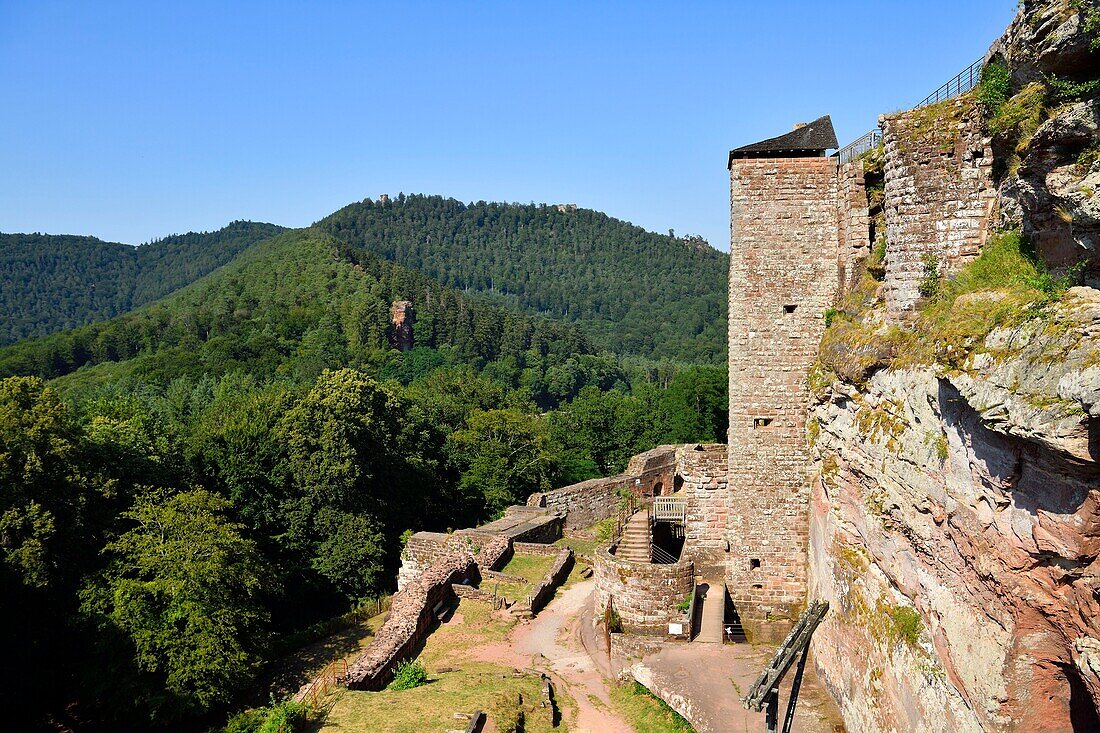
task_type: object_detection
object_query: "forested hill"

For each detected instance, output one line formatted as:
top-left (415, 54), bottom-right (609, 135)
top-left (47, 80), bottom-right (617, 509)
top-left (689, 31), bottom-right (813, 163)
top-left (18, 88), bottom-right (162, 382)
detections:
top-left (317, 195), bottom-right (728, 363)
top-left (0, 228), bottom-right (609, 408)
top-left (0, 220), bottom-right (285, 344)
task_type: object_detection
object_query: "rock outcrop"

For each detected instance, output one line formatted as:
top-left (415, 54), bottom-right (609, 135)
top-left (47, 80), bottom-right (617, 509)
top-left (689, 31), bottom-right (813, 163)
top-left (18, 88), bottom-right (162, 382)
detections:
top-left (810, 289), bottom-right (1100, 731)
top-left (992, 0), bottom-right (1100, 281)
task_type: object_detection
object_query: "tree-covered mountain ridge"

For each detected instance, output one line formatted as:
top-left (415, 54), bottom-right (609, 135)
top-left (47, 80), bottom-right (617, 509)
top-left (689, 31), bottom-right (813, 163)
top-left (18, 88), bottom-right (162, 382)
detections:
top-left (0, 220), bottom-right (286, 345)
top-left (0, 228), bottom-right (611, 404)
top-left (316, 194), bottom-right (729, 363)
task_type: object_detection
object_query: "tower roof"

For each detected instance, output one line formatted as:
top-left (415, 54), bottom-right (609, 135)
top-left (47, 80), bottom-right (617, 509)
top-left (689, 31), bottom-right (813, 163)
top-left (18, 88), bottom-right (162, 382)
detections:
top-left (728, 115), bottom-right (838, 165)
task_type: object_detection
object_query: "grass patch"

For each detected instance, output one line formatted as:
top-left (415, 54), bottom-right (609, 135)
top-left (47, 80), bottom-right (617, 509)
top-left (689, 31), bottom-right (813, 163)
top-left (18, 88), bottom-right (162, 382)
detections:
top-left (555, 532), bottom-right (600, 559)
top-left (819, 229), bottom-right (1080, 379)
top-left (319, 599), bottom-right (558, 733)
top-left (500, 552), bottom-right (556, 584)
top-left (607, 682), bottom-right (696, 733)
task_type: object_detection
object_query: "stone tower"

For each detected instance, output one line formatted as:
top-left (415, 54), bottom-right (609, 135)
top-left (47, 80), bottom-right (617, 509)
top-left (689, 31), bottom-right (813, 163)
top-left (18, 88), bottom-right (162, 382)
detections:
top-left (726, 116), bottom-right (841, 627)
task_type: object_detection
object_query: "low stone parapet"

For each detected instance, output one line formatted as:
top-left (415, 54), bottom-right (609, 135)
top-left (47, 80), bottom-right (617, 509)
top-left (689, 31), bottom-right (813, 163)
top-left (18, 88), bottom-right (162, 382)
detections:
top-left (593, 545), bottom-right (694, 635)
top-left (509, 546), bottom-right (574, 619)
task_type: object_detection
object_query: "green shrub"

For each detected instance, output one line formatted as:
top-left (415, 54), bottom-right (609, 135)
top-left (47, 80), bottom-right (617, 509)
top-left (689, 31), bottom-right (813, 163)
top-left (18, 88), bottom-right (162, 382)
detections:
top-left (1078, 141), bottom-right (1100, 172)
top-left (917, 254), bottom-right (941, 298)
top-left (388, 659), bottom-right (428, 691)
top-left (675, 596), bottom-right (692, 613)
top-left (977, 61), bottom-right (1012, 114)
top-left (223, 699), bottom-right (310, 733)
top-left (1047, 74), bottom-right (1100, 104)
top-left (607, 603), bottom-right (623, 633)
top-left (823, 308), bottom-right (840, 328)
top-left (885, 605), bottom-right (924, 650)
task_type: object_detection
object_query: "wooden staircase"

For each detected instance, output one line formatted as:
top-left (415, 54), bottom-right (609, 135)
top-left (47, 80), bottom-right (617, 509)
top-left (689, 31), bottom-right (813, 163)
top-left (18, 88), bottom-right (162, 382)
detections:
top-left (617, 509), bottom-right (652, 562)
top-left (695, 580), bottom-right (726, 643)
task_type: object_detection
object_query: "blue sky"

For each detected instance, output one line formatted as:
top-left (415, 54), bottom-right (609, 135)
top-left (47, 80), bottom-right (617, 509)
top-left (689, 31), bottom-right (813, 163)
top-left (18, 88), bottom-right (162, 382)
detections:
top-left (0, 1), bottom-right (1016, 251)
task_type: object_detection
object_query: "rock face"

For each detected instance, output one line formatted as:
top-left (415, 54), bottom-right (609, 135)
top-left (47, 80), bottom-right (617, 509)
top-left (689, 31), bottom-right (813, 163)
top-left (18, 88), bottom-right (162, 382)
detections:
top-left (809, 289), bottom-right (1100, 732)
top-left (1000, 99), bottom-right (1100, 280)
top-left (992, 0), bottom-right (1100, 282)
top-left (389, 299), bottom-right (414, 351)
top-left (992, 0), bottom-right (1100, 86)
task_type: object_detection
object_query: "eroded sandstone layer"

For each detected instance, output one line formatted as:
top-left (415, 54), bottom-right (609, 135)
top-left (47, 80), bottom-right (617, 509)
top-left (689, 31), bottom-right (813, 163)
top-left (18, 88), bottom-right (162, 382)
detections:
top-left (810, 289), bottom-right (1100, 731)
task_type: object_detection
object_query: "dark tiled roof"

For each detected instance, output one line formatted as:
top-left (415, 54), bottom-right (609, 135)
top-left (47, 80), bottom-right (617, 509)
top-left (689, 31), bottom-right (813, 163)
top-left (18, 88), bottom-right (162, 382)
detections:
top-left (728, 115), bottom-right (838, 164)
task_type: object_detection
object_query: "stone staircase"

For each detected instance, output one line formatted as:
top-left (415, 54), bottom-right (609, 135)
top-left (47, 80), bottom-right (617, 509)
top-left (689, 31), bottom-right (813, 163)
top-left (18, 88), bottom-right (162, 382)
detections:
top-left (695, 580), bottom-right (725, 643)
top-left (617, 509), bottom-right (652, 563)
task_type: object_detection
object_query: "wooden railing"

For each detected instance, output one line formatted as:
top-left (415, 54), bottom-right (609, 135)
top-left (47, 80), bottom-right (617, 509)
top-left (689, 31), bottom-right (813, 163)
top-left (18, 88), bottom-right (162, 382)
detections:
top-left (652, 497), bottom-right (686, 525)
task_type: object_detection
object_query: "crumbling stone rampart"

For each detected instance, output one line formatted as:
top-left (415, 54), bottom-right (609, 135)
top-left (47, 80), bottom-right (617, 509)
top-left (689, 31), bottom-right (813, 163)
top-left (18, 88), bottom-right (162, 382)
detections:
top-left (341, 536), bottom-right (510, 691)
top-left (881, 99), bottom-right (995, 317)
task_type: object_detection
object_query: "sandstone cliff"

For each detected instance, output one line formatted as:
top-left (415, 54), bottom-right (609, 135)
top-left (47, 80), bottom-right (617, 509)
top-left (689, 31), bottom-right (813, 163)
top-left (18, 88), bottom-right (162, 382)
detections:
top-left (809, 2), bottom-right (1100, 730)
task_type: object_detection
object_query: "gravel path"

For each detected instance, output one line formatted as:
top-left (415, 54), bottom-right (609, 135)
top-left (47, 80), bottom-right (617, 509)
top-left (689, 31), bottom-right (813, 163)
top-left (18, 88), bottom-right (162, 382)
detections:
top-left (472, 578), bottom-right (633, 733)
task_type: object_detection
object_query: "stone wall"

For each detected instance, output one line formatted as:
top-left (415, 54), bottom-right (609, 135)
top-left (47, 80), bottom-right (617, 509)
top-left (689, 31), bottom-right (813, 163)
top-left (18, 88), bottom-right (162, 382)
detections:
top-left (836, 159), bottom-right (871, 293)
top-left (593, 546), bottom-right (694, 635)
top-left (727, 154), bottom-right (840, 623)
top-left (676, 444), bottom-right (729, 574)
top-left (881, 98), bottom-right (995, 318)
top-left (341, 536), bottom-right (511, 691)
top-left (527, 444), bottom-right (679, 530)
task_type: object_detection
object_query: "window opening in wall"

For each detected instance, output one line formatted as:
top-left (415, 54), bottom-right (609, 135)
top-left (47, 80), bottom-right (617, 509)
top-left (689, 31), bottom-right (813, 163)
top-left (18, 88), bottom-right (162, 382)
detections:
top-left (784, 304), bottom-right (797, 314)
top-left (750, 558), bottom-right (761, 570)
top-left (753, 417), bottom-right (774, 429)
top-left (752, 583), bottom-right (763, 589)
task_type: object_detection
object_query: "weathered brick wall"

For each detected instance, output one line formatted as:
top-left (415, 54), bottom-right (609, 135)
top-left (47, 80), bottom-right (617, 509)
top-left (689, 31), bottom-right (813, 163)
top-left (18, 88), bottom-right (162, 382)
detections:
top-left (676, 444), bottom-right (729, 574)
top-left (881, 98), bottom-right (995, 317)
top-left (593, 546), bottom-right (694, 634)
top-left (837, 159), bottom-right (871, 293)
top-left (727, 155), bottom-right (840, 622)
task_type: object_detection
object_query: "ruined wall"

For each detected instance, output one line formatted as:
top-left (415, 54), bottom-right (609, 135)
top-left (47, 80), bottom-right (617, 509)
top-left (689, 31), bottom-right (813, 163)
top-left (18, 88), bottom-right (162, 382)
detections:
top-left (527, 444), bottom-right (680, 530)
top-left (881, 99), bottom-right (996, 318)
top-left (676, 444), bottom-right (729, 575)
top-left (837, 159), bottom-right (871, 293)
top-left (341, 536), bottom-right (511, 691)
top-left (809, 290), bottom-right (1100, 732)
top-left (727, 155), bottom-right (840, 622)
top-left (593, 546), bottom-right (694, 635)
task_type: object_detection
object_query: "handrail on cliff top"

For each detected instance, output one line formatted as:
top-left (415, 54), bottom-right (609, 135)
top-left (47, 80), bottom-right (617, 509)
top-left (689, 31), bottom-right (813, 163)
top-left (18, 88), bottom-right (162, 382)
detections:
top-left (835, 56), bottom-right (985, 163)
top-left (916, 57), bottom-right (984, 108)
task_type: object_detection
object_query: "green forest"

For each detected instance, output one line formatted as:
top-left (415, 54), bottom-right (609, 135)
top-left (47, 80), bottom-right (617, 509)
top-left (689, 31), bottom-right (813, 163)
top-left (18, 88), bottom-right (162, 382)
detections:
top-left (0, 221), bottom-right (286, 345)
top-left (1, 226), bottom-right (727, 730)
top-left (318, 195), bottom-right (728, 363)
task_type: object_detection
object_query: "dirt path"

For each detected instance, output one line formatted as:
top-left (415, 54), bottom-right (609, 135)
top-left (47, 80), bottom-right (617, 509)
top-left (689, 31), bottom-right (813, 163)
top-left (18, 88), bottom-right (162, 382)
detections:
top-left (472, 579), bottom-right (633, 733)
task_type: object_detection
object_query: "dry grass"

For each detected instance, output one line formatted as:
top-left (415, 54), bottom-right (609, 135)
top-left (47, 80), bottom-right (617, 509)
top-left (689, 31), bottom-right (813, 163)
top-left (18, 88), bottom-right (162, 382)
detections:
top-left (315, 600), bottom-right (559, 733)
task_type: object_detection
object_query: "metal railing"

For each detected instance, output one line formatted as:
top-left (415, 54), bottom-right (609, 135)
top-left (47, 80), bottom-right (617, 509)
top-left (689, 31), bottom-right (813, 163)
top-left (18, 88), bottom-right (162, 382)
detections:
top-left (916, 57), bottom-right (984, 108)
top-left (836, 129), bottom-right (883, 164)
top-left (835, 56), bottom-right (985, 163)
top-left (651, 543), bottom-right (679, 565)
